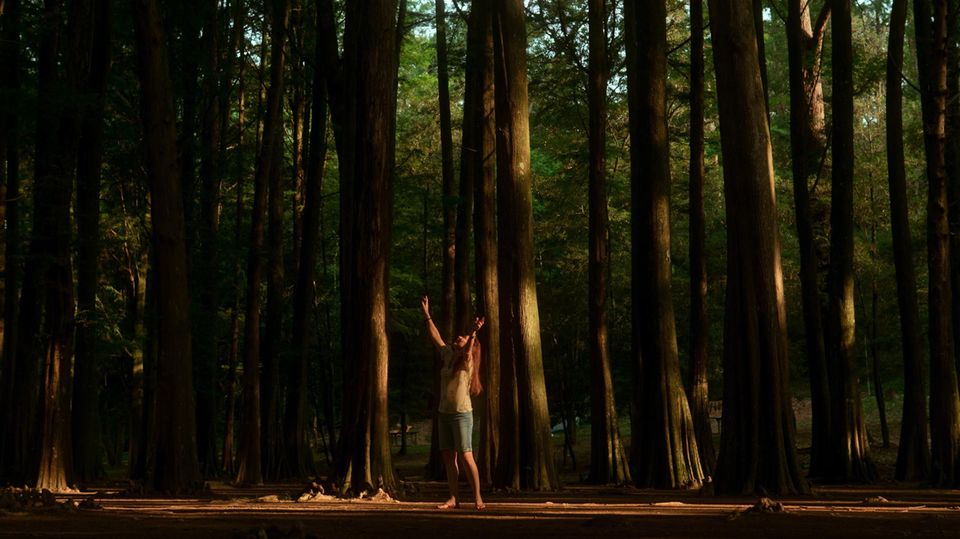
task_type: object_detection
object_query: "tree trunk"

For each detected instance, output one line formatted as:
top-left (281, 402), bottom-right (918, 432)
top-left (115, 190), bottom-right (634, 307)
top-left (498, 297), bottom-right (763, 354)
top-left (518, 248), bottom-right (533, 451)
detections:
top-left (285, 0), bottom-right (327, 481)
top-left (624, 0), bottom-right (703, 489)
top-left (587, 0), bottom-right (630, 485)
top-left (72, 0), bottom-right (112, 485)
top-left (787, 0), bottom-right (832, 479)
top-left (132, 0), bottom-right (203, 493)
top-left (262, 126), bottom-right (285, 480)
top-left (888, 0), bottom-right (930, 482)
top-left (492, 0), bottom-right (558, 491)
top-left (221, 0), bottom-right (246, 480)
top-left (466, 0), bottom-right (500, 487)
top-left (826, 0), bottom-right (875, 482)
top-left (195, 0), bottom-right (221, 478)
top-left (916, 0), bottom-right (960, 487)
top-left (947, 0), bottom-right (960, 389)
top-left (708, 0), bottom-right (809, 495)
top-left (35, 0), bottom-right (98, 492)
top-left (437, 0), bottom-right (457, 344)
top-left (237, 0), bottom-right (289, 487)
top-left (335, 0), bottom-right (399, 496)
top-left (686, 0), bottom-right (715, 478)
top-left (0, 0), bottom-right (22, 483)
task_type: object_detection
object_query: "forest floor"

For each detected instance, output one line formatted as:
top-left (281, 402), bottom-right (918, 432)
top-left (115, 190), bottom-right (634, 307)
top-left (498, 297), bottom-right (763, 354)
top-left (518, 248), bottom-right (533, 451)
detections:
top-left (5, 398), bottom-right (958, 538)
top-left (2, 480), bottom-right (960, 538)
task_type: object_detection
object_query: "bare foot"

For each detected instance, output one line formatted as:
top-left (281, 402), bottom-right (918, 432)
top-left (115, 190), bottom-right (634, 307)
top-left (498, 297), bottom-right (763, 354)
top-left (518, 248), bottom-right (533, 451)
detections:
top-left (437, 497), bottom-right (459, 509)
top-left (474, 499), bottom-right (486, 511)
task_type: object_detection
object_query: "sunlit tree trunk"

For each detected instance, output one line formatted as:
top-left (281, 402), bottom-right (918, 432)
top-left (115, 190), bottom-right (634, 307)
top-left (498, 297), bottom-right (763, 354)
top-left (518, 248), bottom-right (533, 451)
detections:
top-left (35, 0), bottom-right (97, 492)
top-left (587, 0), bottom-right (630, 485)
top-left (466, 0), bottom-right (500, 487)
top-left (708, 0), bottom-right (809, 496)
top-left (787, 0), bottom-right (831, 479)
top-left (686, 0), bottom-right (715, 478)
top-left (132, 0), bottom-right (202, 493)
top-left (826, 0), bottom-right (875, 482)
top-left (492, 0), bottom-right (557, 491)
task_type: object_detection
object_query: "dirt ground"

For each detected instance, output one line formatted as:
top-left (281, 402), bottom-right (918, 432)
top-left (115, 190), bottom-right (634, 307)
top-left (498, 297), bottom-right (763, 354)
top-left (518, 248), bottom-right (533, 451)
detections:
top-left (3, 481), bottom-right (960, 538)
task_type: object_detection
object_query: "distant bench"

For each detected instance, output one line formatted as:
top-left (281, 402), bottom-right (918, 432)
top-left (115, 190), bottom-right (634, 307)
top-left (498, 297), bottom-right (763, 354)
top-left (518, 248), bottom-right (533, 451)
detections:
top-left (709, 400), bottom-right (723, 433)
top-left (390, 425), bottom-right (419, 446)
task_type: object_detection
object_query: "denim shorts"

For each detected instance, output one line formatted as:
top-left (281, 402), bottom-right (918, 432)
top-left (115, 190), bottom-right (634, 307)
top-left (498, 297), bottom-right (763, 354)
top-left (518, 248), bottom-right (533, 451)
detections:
top-left (438, 411), bottom-right (474, 452)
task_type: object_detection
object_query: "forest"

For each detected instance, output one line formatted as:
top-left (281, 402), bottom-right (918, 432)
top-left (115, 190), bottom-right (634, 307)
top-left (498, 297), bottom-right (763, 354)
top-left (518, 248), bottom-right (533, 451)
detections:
top-left (1, 0), bottom-right (960, 523)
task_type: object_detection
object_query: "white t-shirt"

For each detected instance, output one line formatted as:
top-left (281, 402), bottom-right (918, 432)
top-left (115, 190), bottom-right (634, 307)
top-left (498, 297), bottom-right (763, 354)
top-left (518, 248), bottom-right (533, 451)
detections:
top-left (438, 345), bottom-right (473, 414)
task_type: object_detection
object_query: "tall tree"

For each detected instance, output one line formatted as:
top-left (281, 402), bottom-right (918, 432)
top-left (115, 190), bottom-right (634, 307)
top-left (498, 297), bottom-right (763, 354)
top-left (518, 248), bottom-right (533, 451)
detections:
top-left (72, 0), bottom-right (112, 484)
top-left (708, 0), bottom-right (808, 495)
top-left (787, 0), bottom-right (831, 479)
top-left (587, 0), bottom-right (630, 485)
top-left (0, 0), bottom-right (22, 483)
top-left (492, 0), bottom-right (557, 491)
top-left (237, 0), bottom-right (289, 487)
top-left (194, 0), bottom-right (222, 477)
top-left (686, 0), bottom-right (715, 477)
top-left (437, 0), bottom-right (457, 342)
top-left (35, 0), bottom-right (94, 492)
top-left (285, 0), bottom-right (327, 481)
top-left (827, 0), bottom-right (875, 482)
top-left (426, 0), bottom-right (458, 481)
top-left (625, 0), bottom-right (703, 489)
top-left (916, 0), bottom-right (960, 487)
top-left (261, 12), bottom-right (289, 476)
top-left (947, 0), bottom-right (960, 387)
top-left (888, 0), bottom-right (929, 483)
top-left (132, 0), bottom-right (202, 493)
top-left (465, 0), bottom-right (500, 486)
top-left (334, 0), bottom-right (399, 495)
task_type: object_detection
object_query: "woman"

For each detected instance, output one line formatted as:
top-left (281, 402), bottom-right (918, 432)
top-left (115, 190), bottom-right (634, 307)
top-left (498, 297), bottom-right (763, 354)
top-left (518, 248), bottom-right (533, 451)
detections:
top-left (421, 295), bottom-right (485, 510)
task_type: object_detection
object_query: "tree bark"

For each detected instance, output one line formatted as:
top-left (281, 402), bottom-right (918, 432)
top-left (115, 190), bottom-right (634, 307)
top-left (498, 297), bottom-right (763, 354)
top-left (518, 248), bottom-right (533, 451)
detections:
top-left (437, 0), bottom-right (457, 346)
top-left (132, 0), bottom-right (202, 493)
top-left (708, 0), bottom-right (809, 496)
top-left (889, 0), bottom-right (930, 482)
top-left (625, 0), bottom-right (703, 489)
top-left (916, 0), bottom-right (960, 487)
top-left (492, 0), bottom-right (558, 491)
top-left (237, 0), bottom-right (289, 487)
top-left (0, 0), bottom-right (22, 483)
top-left (285, 0), bottom-right (327, 481)
top-left (587, 0), bottom-right (630, 485)
top-left (466, 0), bottom-right (500, 487)
top-left (787, 0), bottom-right (831, 478)
top-left (686, 0), bottom-right (715, 478)
top-left (194, 0), bottom-right (221, 478)
top-left (72, 0), bottom-right (112, 485)
top-left (35, 0), bottom-right (97, 492)
top-left (335, 0), bottom-right (399, 495)
top-left (826, 0), bottom-right (875, 483)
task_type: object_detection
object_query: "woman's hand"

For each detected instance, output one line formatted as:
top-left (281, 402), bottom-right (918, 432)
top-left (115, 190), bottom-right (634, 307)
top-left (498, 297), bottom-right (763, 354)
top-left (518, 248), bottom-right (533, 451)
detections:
top-left (421, 295), bottom-right (431, 320)
top-left (472, 317), bottom-right (485, 333)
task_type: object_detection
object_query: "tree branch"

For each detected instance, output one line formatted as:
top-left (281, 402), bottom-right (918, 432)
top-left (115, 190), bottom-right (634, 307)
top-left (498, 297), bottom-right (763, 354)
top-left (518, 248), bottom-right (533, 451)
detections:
top-left (811, 1), bottom-right (832, 47)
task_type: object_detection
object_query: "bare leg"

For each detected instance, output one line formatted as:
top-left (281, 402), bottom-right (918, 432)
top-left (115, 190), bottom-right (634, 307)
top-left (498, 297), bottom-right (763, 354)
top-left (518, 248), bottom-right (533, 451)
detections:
top-left (460, 451), bottom-right (485, 510)
top-left (438, 449), bottom-right (460, 509)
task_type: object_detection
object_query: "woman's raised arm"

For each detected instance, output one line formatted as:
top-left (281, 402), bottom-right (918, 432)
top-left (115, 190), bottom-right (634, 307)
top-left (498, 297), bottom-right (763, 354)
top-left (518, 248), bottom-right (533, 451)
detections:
top-left (421, 295), bottom-right (445, 349)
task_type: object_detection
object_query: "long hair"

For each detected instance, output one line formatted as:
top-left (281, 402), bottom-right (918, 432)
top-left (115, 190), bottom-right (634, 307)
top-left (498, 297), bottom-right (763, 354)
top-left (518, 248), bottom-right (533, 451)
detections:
top-left (453, 336), bottom-right (483, 396)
